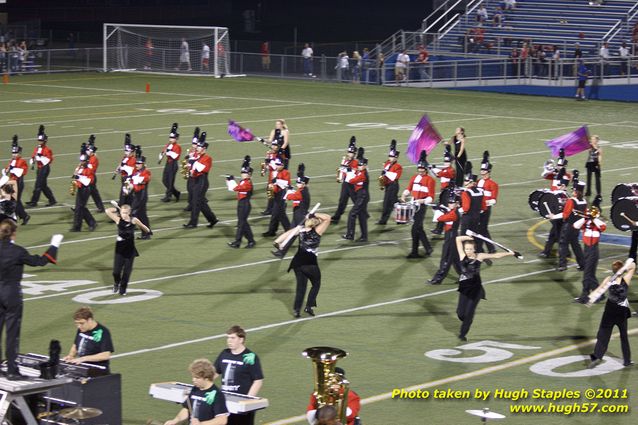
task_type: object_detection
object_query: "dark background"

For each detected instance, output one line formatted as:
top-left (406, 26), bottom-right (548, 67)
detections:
top-left (1, 0), bottom-right (436, 48)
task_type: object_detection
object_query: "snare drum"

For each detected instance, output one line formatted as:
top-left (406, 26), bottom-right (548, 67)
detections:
top-left (394, 202), bottom-right (416, 224)
top-left (611, 183), bottom-right (638, 204)
top-left (611, 196), bottom-right (638, 232)
top-left (528, 189), bottom-right (547, 212)
top-left (538, 191), bottom-right (567, 218)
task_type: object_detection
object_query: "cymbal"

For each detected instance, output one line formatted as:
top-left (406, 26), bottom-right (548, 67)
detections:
top-left (466, 409), bottom-right (506, 419)
top-left (59, 407), bottom-right (103, 420)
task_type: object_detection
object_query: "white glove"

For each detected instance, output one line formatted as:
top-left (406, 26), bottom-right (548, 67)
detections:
top-left (158, 153), bottom-right (164, 161)
top-left (50, 234), bottom-right (64, 248)
top-left (110, 200), bottom-right (120, 209)
top-left (1, 168), bottom-right (6, 177)
top-left (29, 158), bottom-right (34, 165)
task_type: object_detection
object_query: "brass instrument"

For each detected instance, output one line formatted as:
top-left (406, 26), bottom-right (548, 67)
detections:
top-left (378, 174), bottom-right (386, 191)
top-left (266, 184), bottom-right (274, 199)
top-left (69, 165), bottom-right (81, 196)
top-left (573, 207), bottom-right (601, 219)
top-left (181, 158), bottom-right (190, 179)
top-left (303, 347), bottom-right (349, 425)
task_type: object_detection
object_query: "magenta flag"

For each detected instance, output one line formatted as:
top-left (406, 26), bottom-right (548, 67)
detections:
top-left (545, 126), bottom-right (590, 157)
top-left (406, 114), bottom-right (442, 164)
top-left (227, 120), bottom-right (255, 142)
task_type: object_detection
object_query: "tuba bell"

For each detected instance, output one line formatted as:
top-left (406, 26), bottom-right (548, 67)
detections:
top-left (303, 346), bottom-right (349, 425)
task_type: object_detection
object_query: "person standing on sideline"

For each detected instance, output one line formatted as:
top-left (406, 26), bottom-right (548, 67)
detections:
top-left (260, 41), bottom-right (271, 71)
top-left (0, 219), bottom-right (62, 380)
top-left (394, 49), bottom-right (409, 84)
top-left (178, 38), bottom-right (192, 71)
top-left (27, 125), bottom-right (57, 208)
top-left (159, 123), bottom-right (182, 202)
top-left (214, 325), bottom-right (264, 425)
top-left (575, 59), bottom-right (590, 100)
top-left (302, 43), bottom-right (314, 77)
top-left (201, 41), bottom-right (210, 72)
top-left (105, 202), bottom-right (150, 295)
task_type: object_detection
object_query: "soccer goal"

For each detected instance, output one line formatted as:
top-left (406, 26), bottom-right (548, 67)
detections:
top-left (103, 23), bottom-right (231, 77)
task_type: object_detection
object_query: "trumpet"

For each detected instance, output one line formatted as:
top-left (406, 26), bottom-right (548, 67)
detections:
top-left (69, 179), bottom-right (77, 196)
top-left (181, 158), bottom-right (190, 179)
top-left (266, 184), bottom-right (274, 199)
top-left (573, 207), bottom-right (601, 219)
top-left (378, 174), bottom-right (386, 191)
top-left (111, 166), bottom-right (120, 180)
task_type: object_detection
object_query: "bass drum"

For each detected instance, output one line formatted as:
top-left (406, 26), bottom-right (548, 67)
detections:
top-left (538, 191), bottom-right (567, 218)
top-left (528, 189), bottom-right (547, 212)
top-left (610, 196), bottom-right (638, 232)
top-left (611, 183), bottom-right (638, 204)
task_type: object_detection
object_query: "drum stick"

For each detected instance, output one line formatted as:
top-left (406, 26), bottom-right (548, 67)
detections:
top-left (465, 230), bottom-right (523, 260)
top-left (543, 201), bottom-right (553, 217)
top-left (620, 212), bottom-right (637, 226)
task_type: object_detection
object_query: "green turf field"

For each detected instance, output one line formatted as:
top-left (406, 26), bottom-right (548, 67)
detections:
top-left (1, 72), bottom-right (637, 424)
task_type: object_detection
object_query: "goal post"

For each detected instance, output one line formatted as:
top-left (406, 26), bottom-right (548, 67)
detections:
top-left (103, 23), bottom-right (231, 77)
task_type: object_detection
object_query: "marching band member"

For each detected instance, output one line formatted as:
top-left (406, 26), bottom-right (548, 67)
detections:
top-left (430, 145), bottom-right (455, 235)
top-left (585, 134), bottom-right (602, 198)
top-left (268, 119), bottom-right (291, 169)
top-left (183, 133), bottom-right (219, 229)
top-left (3, 137), bottom-right (29, 225)
top-left (262, 158), bottom-right (291, 237)
top-left (306, 367), bottom-right (361, 425)
top-left (164, 358), bottom-right (229, 425)
top-left (105, 202), bottom-right (150, 295)
top-left (331, 137), bottom-right (358, 224)
top-left (459, 162), bottom-right (483, 237)
top-left (401, 150), bottom-right (434, 258)
top-left (159, 123), bottom-right (182, 202)
top-left (86, 136), bottom-right (105, 212)
top-left (214, 325), bottom-right (263, 425)
top-left (26, 125), bottom-right (57, 208)
top-left (539, 171), bottom-right (569, 258)
top-left (288, 212), bottom-right (331, 317)
top-left (0, 219), bottom-right (62, 380)
top-left (226, 156), bottom-right (256, 249)
top-left (260, 140), bottom-right (280, 216)
top-left (445, 127), bottom-right (467, 187)
top-left (184, 128), bottom-right (200, 212)
top-left (63, 306), bottom-right (114, 371)
top-left (455, 235), bottom-right (516, 341)
top-left (476, 151), bottom-right (499, 254)
top-left (70, 148), bottom-right (97, 232)
top-left (116, 134), bottom-right (136, 206)
top-left (377, 140), bottom-right (403, 225)
top-left (130, 148), bottom-right (152, 240)
top-left (574, 196), bottom-right (606, 303)
top-left (550, 179), bottom-right (587, 271)
top-left (542, 148), bottom-right (572, 190)
top-left (588, 259), bottom-right (635, 369)
top-left (428, 193), bottom-right (462, 285)
top-left (343, 148), bottom-right (369, 242)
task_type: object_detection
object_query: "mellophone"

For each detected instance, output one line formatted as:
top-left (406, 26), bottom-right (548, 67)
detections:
top-left (149, 382), bottom-right (269, 414)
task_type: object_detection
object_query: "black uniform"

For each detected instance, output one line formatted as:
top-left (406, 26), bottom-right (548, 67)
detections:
top-left (72, 182), bottom-right (97, 232)
top-left (0, 199), bottom-right (17, 222)
top-left (460, 187), bottom-right (483, 236)
top-left (332, 159), bottom-right (357, 222)
top-left (0, 239), bottom-right (56, 375)
top-left (585, 147), bottom-right (601, 197)
top-left (113, 219), bottom-right (139, 295)
top-left (29, 163), bottom-right (56, 205)
top-left (131, 172), bottom-right (151, 238)
top-left (430, 208), bottom-right (462, 284)
top-left (591, 280), bottom-right (632, 366)
top-left (214, 348), bottom-right (264, 425)
top-left (345, 171), bottom-right (369, 241)
top-left (457, 256), bottom-right (485, 340)
top-left (289, 228), bottom-right (322, 313)
top-left (453, 136), bottom-right (467, 186)
top-left (558, 198), bottom-right (586, 269)
top-left (273, 129), bottom-right (291, 169)
top-left (72, 322), bottom-right (114, 371)
top-left (184, 384), bottom-right (229, 423)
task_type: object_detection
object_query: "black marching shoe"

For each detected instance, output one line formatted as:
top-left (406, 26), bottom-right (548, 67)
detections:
top-left (88, 223), bottom-right (98, 232)
top-left (183, 223), bottom-right (197, 229)
top-left (376, 220), bottom-right (387, 225)
top-left (45, 201), bottom-right (57, 207)
top-left (424, 248), bottom-right (433, 257)
top-left (26, 201), bottom-right (37, 208)
top-left (431, 228), bottom-right (443, 235)
top-left (96, 208), bottom-right (105, 213)
top-left (406, 252), bottom-right (423, 259)
top-left (183, 207), bottom-right (192, 212)
top-left (228, 241), bottom-right (240, 248)
top-left (304, 306), bottom-right (315, 316)
top-left (160, 197), bottom-right (171, 203)
top-left (330, 216), bottom-right (340, 224)
top-left (538, 252), bottom-right (549, 258)
top-left (271, 250), bottom-right (285, 259)
top-left (113, 283), bottom-right (120, 294)
top-left (293, 310), bottom-right (301, 318)
top-left (175, 191), bottom-right (181, 202)
top-left (458, 334), bottom-right (467, 342)
top-left (22, 215), bottom-right (31, 225)
top-left (260, 210), bottom-right (271, 216)
top-left (245, 241), bottom-right (256, 249)
top-left (207, 218), bottom-right (219, 228)
top-left (357, 237), bottom-right (368, 242)
top-left (69, 227), bottom-right (81, 232)
top-left (341, 234), bottom-right (354, 240)
top-left (262, 231), bottom-right (276, 237)
top-left (428, 279), bottom-right (442, 285)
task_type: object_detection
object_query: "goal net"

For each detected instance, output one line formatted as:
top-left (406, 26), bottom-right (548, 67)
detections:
top-left (103, 23), bottom-right (230, 77)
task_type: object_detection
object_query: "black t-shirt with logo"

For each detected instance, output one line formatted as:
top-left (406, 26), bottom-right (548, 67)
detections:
top-left (182, 383), bottom-right (228, 422)
top-left (214, 348), bottom-right (264, 395)
top-left (73, 323), bottom-right (114, 370)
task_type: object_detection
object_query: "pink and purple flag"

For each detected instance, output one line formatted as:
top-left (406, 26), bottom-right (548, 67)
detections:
top-left (545, 125), bottom-right (590, 157)
top-left (227, 120), bottom-right (255, 142)
top-left (406, 114), bottom-right (443, 164)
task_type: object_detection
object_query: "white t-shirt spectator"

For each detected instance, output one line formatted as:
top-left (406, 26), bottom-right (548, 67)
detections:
top-left (599, 45), bottom-right (609, 60)
top-left (302, 47), bottom-right (313, 59)
top-left (395, 52), bottom-right (409, 69)
top-left (202, 44), bottom-right (210, 60)
top-left (619, 45), bottom-right (629, 58)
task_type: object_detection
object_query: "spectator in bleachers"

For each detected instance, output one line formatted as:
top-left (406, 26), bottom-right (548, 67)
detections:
top-left (502, 0), bottom-right (516, 11)
top-left (533, 45), bottom-right (547, 77)
top-left (395, 49), bottom-right (409, 84)
top-left (476, 5), bottom-right (488, 26)
top-left (520, 42), bottom-right (530, 76)
top-left (493, 7), bottom-right (504, 28)
top-left (0, 43), bottom-right (6, 74)
top-left (335, 51), bottom-right (349, 82)
top-left (509, 47), bottom-right (520, 77)
top-left (416, 44), bottom-right (430, 81)
top-left (260, 41), bottom-right (271, 71)
top-left (598, 42), bottom-right (609, 76)
top-left (361, 48), bottom-right (370, 83)
top-left (17, 40), bottom-right (27, 72)
top-left (618, 42), bottom-right (629, 76)
top-left (632, 23), bottom-right (638, 55)
top-left (551, 45), bottom-right (561, 79)
top-left (352, 51), bottom-right (361, 82)
top-left (573, 42), bottom-right (583, 76)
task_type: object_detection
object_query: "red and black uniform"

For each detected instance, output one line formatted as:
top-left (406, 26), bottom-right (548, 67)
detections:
top-left (28, 144), bottom-right (56, 206)
top-left (459, 186), bottom-right (483, 236)
top-left (429, 207), bottom-right (462, 284)
top-left (306, 390), bottom-right (361, 425)
top-left (87, 152), bottom-right (104, 211)
top-left (574, 216), bottom-right (606, 297)
top-left (231, 178), bottom-right (255, 245)
top-left (185, 145), bottom-right (198, 211)
top-left (186, 153), bottom-right (218, 227)
top-left (161, 140), bottom-right (182, 201)
top-left (5, 156), bottom-right (29, 222)
top-left (286, 186), bottom-right (311, 227)
top-left (558, 196), bottom-right (587, 269)
top-left (476, 177), bottom-right (499, 253)
top-left (118, 154), bottom-right (136, 205)
top-left (544, 170), bottom-right (572, 191)
top-left (345, 169), bottom-right (369, 241)
top-left (332, 157), bottom-right (358, 222)
top-left (265, 168), bottom-right (291, 235)
top-left (130, 167), bottom-right (152, 238)
top-left (261, 151), bottom-right (280, 215)
top-left (378, 160), bottom-right (403, 224)
top-left (431, 164), bottom-right (455, 234)
top-left (72, 165), bottom-right (97, 231)
top-left (405, 173), bottom-right (435, 257)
